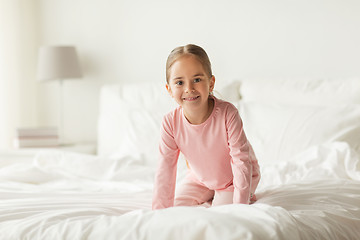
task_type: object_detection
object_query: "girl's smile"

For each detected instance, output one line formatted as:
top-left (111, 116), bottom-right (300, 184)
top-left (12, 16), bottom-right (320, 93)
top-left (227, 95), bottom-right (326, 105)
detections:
top-left (182, 96), bottom-right (200, 101)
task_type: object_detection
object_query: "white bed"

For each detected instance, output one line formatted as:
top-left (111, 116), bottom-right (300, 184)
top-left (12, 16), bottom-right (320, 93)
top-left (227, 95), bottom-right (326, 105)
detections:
top-left (0, 78), bottom-right (360, 240)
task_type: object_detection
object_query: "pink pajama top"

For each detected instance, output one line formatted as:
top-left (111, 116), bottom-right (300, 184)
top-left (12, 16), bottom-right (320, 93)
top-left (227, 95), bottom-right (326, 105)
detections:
top-left (152, 96), bottom-right (260, 209)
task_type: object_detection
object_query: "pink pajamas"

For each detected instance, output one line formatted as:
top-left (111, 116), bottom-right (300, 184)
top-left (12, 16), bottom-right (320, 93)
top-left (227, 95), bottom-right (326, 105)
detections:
top-left (175, 172), bottom-right (235, 207)
top-left (152, 96), bottom-right (260, 210)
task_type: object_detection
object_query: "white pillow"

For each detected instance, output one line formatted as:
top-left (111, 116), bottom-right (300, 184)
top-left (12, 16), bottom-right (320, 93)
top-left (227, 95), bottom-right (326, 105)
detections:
top-left (97, 82), bottom-right (177, 166)
top-left (239, 78), bottom-right (360, 106)
top-left (97, 81), bottom-right (243, 166)
top-left (239, 102), bottom-right (360, 164)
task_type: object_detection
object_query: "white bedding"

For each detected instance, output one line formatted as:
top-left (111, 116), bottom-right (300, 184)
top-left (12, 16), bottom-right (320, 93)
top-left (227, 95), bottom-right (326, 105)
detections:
top-left (0, 142), bottom-right (359, 240)
top-left (1, 78), bottom-right (360, 239)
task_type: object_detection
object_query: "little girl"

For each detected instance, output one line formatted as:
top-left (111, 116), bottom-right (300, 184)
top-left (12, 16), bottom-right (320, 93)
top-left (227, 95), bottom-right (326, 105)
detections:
top-left (152, 44), bottom-right (260, 209)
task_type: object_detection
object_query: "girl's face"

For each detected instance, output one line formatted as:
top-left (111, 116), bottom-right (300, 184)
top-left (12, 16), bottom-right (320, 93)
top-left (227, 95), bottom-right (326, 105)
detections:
top-left (166, 55), bottom-right (215, 114)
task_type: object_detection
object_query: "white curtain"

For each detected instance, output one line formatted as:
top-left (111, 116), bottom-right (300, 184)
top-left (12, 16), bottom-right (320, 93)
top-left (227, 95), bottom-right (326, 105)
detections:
top-left (0, 0), bottom-right (39, 149)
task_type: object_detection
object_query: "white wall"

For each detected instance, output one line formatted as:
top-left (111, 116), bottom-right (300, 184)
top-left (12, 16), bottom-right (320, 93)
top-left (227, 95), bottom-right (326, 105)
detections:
top-left (36, 0), bottom-right (360, 145)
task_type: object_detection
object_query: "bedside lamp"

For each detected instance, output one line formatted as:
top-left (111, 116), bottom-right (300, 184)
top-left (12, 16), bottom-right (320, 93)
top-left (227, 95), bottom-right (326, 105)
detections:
top-left (37, 46), bottom-right (82, 145)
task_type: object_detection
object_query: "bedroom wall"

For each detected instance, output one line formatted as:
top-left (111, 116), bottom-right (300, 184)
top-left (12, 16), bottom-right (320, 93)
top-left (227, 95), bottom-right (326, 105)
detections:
top-left (35, 0), bottom-right (360, 146)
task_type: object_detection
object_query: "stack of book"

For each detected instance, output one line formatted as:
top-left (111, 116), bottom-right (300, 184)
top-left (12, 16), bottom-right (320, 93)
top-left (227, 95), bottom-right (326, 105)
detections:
top-left (13, 127), bottom-right (59, 148)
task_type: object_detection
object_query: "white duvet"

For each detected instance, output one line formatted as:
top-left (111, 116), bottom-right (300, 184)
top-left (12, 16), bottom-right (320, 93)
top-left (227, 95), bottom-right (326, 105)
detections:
top-left (0, 142), bottom-right (359, 240)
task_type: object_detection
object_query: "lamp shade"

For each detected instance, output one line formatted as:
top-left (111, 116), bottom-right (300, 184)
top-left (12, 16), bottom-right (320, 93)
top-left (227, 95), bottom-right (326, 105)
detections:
top-left (37, 46), bottom-right (82, 81)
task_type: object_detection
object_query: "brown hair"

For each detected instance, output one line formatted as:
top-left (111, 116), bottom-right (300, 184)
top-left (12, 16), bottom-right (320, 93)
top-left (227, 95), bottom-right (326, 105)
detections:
top-left (165, 44), bottom-right (212, 83)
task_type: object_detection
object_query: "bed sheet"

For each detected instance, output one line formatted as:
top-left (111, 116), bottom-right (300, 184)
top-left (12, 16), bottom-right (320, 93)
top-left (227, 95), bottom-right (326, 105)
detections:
top-left (0, 142), bottom-right (359, 240)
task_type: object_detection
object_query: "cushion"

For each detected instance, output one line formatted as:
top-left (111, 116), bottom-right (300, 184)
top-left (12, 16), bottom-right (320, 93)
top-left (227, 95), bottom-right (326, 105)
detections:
top-left (238, 78), bottom-right (360, 106)
top-left (239, 102), bottom-right (360, 164)
top-left (97, 82), bottom-right (177, 166)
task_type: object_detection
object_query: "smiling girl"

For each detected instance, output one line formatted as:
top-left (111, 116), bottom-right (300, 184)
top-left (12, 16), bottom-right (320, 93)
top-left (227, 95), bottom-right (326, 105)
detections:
top-left (152, 44), bottom-right (260, 209)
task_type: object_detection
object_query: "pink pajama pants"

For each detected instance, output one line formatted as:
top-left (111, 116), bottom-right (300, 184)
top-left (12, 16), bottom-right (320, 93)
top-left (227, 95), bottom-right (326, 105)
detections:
top-left (174, 173), bottom-right (235, 207)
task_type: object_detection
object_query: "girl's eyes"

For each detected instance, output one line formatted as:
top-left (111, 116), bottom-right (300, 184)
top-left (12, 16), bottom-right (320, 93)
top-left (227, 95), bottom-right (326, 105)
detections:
top-left (175, 78), bottom-right (201, 86)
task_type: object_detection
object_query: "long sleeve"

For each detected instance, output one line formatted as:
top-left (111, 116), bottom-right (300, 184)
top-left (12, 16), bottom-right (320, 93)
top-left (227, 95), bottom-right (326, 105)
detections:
top-left (152, 115), bottom-right (179, 210)
top-left (226, 108), bottom-right (253, 204)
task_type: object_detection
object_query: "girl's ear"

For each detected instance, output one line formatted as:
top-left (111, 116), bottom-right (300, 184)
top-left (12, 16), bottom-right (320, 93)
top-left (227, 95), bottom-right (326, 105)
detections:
top-left (209, 75), bottom-right (215, 92)
top-left (166, 83), bottom-right (173, 97)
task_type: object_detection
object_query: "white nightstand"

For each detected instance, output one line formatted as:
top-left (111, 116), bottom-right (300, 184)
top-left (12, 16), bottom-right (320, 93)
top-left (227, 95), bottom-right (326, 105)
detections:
top-left (12, 143), bottom-right (97, 155)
